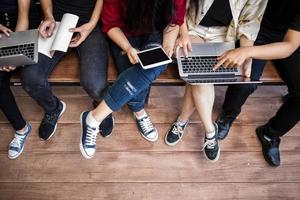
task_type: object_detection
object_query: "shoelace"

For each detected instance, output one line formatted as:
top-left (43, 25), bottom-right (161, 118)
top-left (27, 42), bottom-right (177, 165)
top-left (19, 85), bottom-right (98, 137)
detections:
top-left (140, 117), bottom-right (155, 136)
top-left (85, 126), bottom-right (98, 146)
top-left (172, 122), bottom-right (184, 138)
top-left (10, 134), bottom-right (26, 150)
top-left (202, 137), bottom-right (217, 150)
top-left (42, 112), bottom-right (60, 126)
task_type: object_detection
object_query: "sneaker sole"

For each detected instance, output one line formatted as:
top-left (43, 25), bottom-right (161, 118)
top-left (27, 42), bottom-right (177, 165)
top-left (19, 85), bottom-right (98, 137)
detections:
top-left (203, 147), bottom-right (221, 163)
top-left (8, 145), bottom-right (24, 160)
top-left (79, 112), bottom-right (94, 159)
top-left (100, 116), bottom-right (115, 138)
top-left (42, 101), bottom-right (67, 141)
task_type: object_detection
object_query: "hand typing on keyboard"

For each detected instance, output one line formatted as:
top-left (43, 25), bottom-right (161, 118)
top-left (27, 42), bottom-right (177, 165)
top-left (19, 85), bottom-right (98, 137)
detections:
top-left (0, 24), bottom-right (13, 37)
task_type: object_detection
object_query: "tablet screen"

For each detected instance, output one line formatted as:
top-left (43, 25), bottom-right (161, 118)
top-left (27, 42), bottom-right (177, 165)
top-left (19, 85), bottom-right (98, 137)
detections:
top-left (137, 47), bottom-right (170, 67)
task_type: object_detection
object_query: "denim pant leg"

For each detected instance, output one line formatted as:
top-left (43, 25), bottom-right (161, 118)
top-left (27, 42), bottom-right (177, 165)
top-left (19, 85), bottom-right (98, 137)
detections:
top-left (222, 29), bottom-right (276, 117)
top-left (104, 64), bottom-right (167, 112)
top-left (77, 26), bottom-right (109, 103)
top-left (110, 39), bottom-right (150, 112)
top-left (21, 52), bottom-right (65, 113)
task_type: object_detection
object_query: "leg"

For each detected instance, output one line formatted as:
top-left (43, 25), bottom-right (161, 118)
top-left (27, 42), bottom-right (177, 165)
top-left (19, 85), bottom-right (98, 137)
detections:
top-left (21, 52), bottom-right (66, 140)
top-left (266, 48), bottom-right (300, 138)
top-left (21, 52), bottom-right (65, 113)
top-left (0, 72), bottom-right (26, 131)
top-left (0, 72), bottom-right (32, 159)
top-left (216, 29), bottom-right (273, 140)
top-left (191, 84), bottom-right (215, 132)
top-left (77, 26), bottom-right (109, 103)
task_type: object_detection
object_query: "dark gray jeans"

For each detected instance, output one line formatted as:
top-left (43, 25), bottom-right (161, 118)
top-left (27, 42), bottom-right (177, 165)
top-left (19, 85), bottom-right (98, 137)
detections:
top-left (21, 26), bottom-right (109, 113)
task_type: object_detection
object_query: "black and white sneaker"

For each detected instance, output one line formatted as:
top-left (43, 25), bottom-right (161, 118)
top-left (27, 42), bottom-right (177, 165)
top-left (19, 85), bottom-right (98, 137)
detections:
top-left (99, 114), bottom-right (114, 138)
top-left (165, 120), bottom-right (188, 146)
top-left (80, 111), bottom-right (99, 159)
top-left (135, 114), bottom-right (158, 142)
top-left (202, 123), bottom-right (220, 162)
top-left (39, 100), bottom-right (66, 140)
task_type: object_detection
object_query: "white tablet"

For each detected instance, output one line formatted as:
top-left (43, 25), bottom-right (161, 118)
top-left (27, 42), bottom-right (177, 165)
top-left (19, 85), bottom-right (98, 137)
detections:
top-left (137, 47), bottom-right (172, 69)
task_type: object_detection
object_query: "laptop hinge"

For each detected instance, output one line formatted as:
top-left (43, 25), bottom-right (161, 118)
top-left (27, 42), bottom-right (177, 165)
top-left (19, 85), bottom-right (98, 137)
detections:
top-left (188, 73), bottom-right (235, 79)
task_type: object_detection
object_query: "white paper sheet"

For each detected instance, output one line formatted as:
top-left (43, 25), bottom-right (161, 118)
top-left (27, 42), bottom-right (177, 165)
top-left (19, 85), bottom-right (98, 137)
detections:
top-left (38, 13), bottom-right (79, 58)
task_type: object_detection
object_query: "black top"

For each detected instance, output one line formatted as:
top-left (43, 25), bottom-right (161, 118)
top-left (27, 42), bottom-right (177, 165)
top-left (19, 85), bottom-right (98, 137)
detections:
top-left (0, 0), bottom-right (18, 12)
top-left (200, 0), bottom-right (233, 27)
top-left (53, 0), bottom-right (97, 25)
top-left (261, 0), bottom-right (300, 34)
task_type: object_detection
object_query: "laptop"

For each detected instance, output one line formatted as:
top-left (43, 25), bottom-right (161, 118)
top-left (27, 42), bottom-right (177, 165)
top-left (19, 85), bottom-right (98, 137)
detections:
top-left (177, 42), bottom-right (261, 85)
top-left (0, 29), bottom-right (38, 68)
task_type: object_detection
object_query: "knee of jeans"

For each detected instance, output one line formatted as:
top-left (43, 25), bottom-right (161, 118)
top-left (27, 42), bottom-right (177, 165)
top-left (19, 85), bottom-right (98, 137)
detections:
top-left (82, 79), bottom-right (107, 100)
top-left (21, 75), bottom-right (47, 94)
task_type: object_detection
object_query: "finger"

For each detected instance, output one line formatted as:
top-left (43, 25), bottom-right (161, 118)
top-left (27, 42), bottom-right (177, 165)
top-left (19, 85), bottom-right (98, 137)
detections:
top-left (69, 27), bottom-right (81, 33)
top-left (183, 44), bottom-right (189, 58)
top-left (2, 29), bottom-right (12, 37)
top-left (187, 41), bottom-right (192, 52)
top-left (47, 22), bottom-right (56, 37)
top-left (213, 58), bottom-right (226, 70)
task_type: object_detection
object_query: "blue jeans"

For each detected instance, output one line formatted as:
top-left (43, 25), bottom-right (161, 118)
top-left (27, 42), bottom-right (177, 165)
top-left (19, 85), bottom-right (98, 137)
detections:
top-left (104, 32), bottom-right (167, 112)
top-left (21, 26), bottom-right (109, 113)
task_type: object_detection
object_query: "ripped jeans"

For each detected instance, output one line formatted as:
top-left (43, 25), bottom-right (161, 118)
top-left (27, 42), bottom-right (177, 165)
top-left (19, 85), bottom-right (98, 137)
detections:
top-left (104, 32), bottom-right (167, 112)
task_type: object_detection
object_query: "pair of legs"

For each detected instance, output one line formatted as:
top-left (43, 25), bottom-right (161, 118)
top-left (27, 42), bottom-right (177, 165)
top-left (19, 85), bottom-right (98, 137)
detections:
top-left (92, 32), bottom-right (167, 123)
top-left (21, 26), bottom-right (109, 139)
top-left (22, 26), bottom-right (108, 112)
top-left (79, 33), bottom-right (167, 158)
top-left (222, 28), bottom-right (300, 137)
top-left (219, 28), bottom-right (300, 166)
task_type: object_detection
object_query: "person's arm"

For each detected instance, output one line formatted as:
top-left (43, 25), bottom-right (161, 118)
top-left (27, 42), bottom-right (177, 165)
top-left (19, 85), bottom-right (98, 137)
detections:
top-left (107, 28), bottom-right (139, 64)
top-left (69, 0), bottom-right (103, 47)
top-left (239, 35), bottom-right (254, 77)
top-left (39, 0), bottom-right (56, 38)
top-left (175, 19), bottom-right (192, 58)
top-left (163, 0), bottom-right (186, 57)
top-left (214, 29), bottom-right (300, 69)
top-left (163, 25), bottom-right (180, 57)
top-left (15, 0), bottom-right (31, 31)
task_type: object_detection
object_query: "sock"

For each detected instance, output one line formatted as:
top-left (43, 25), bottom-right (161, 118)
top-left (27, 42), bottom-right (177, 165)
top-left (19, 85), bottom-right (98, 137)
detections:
top-left (16, 123), bottom-right (29, 135)
top-left (86, 112), bottom-right (101, 129)
top-left (206, 128), bottom-right (216, 139)
top-left (177, 119), bottom-right (188, 128)
top-left (135, 112), bottom-right (148, 120)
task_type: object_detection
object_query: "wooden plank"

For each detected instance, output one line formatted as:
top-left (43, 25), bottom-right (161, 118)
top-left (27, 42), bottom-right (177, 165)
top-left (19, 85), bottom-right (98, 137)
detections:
top-left (0, 183), bottom-right (299, 200)
top-left (11, 51), bottom-right (282, 83)
top-left (0, 93), bottom-right (285, 124)
top-left (9, 85), bottom-right (287, 98)
top-left (0, 123), bottom-right (299, 153)
top-left (0, 152), bottom-right (299, 183)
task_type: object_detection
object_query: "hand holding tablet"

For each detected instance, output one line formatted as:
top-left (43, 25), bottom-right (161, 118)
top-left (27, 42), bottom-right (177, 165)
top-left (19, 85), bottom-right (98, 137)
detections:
top-left (137, 47), bottom-right (172, 69)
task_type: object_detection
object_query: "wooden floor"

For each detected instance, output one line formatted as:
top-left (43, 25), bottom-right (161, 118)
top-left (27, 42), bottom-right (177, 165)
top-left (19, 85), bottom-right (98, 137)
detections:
top-left (0, 86), bottom-right (299, 200)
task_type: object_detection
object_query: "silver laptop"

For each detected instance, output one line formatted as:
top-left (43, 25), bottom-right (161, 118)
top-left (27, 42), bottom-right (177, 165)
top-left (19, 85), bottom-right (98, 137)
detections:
top-left (0, 29), bottom-right (38, 68)
top-left (177, 42), bottom-right (260, 85)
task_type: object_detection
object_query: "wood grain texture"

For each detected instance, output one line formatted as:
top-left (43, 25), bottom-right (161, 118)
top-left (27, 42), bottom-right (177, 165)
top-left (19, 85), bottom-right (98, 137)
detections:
top-left (0, 87), bottom-right (287, 124)
top-left (0, 152), bottom-right (299, 183)
top-left (11, 51), bottom-right (282, 83)
top-left (0, 123), bottom-right (299, 153)
top-left (0, 183), bottom-right (299, 200)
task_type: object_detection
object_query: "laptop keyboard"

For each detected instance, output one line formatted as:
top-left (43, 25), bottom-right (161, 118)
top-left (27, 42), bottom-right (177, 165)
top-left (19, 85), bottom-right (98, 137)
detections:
top-left (0, 43), bottom-right (35, 60)
top-left (181, 56), bottom-right (238, 74)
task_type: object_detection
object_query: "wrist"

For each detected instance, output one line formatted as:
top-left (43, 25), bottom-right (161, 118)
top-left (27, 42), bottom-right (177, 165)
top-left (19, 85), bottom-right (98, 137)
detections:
top-left (44, 15), bottom-right (55, 22)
